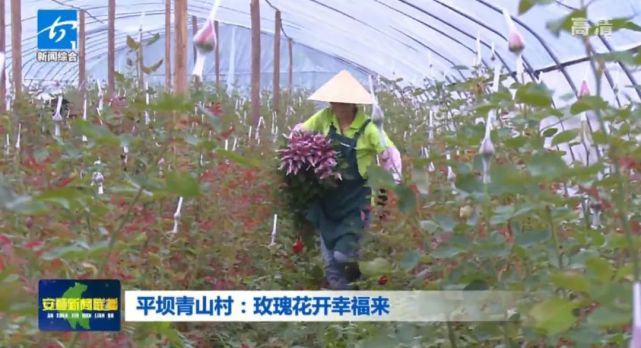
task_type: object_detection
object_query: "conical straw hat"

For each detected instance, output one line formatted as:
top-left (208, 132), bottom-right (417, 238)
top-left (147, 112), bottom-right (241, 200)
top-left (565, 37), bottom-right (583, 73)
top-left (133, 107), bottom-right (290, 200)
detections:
top-left (308, 70), bottom-right (373, 104)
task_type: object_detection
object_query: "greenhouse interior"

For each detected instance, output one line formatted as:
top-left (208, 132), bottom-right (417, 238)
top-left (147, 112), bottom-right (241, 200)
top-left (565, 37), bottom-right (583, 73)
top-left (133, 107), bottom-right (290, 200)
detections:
top-left (1, 0), bottom-right (641, 347)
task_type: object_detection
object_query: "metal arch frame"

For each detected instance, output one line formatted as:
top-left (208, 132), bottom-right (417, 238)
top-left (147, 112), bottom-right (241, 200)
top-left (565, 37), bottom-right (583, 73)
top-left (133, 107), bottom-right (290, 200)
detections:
top-left (373, 0), bottom-right (494, 74)
top-left (301, 0), bottom-right (495, 79)
top-left (11, 0), bottom-right (641, 91)
top-left (194, 1), bottom-right (434, 79)
top-left (25, 18), bottom-right (379, 88)
top-left (306, 0), bottom-right (422, 54)
top-left (299, 0), bottom-right (448, 79)
top-left (379, 0), bottom-right (518, 81)
top-left (475, 0), bottom-right (578, 95)
top-left (552, 0), bottom-right (641, 101)
top-left (393, 29), bottom-right (467, 81)
top-left (424, 0), bottom-right (537, 82)
top-left (260, 0), bottom-right (437, 79)
top-left (200, 1), bottom-right (436, 78)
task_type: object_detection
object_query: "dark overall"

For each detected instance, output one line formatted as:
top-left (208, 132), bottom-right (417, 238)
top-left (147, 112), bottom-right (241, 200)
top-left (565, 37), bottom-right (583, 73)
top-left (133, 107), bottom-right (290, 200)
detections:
top-left (305, 120), bottom-right (372, 290)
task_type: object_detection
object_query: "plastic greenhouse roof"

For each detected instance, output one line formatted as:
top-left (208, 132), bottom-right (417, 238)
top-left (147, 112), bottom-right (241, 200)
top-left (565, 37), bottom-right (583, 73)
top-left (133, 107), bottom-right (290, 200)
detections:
top-left (7, 0), bottom-right (641, 92)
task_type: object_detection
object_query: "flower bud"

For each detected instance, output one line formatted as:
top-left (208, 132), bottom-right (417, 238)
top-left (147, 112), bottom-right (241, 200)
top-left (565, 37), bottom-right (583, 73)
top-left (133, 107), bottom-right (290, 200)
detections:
top-left (508, 29), bottom-right (525, 53)
top-left (479, 136), bottom-right (495, 158)
top-left (193, 20), bottom-right (216, 53)
top-left (579, 80), bottom-right (590, 97)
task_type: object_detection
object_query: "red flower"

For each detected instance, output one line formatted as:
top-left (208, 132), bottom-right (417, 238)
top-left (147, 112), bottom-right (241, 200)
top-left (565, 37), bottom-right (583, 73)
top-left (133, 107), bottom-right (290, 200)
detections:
top-left (23, 240), bottom-right (44, 250)
top-left (208, 102), bottom-right (222, 116)
top-left (220, 126), bottom-right (235, 140)
top-left (0, 234), bottom-right (11, 246)
top-left (378, 275), bottom-right (388, 285)
top-left (292, 239), bottom-right (304, 254)
top-left (25, 216), bottom-right (33, 229)
top-left (55, 175), bottom-right (76, 188)
top-left (620, 156), bottom-right (640, 171)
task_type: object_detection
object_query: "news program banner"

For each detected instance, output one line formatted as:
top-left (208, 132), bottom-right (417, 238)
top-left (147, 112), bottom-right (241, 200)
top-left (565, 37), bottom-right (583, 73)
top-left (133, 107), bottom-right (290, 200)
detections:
top-left (38, 279), bottom-right (121, 331)
top-left (125, 291), bottom-right (520, 322)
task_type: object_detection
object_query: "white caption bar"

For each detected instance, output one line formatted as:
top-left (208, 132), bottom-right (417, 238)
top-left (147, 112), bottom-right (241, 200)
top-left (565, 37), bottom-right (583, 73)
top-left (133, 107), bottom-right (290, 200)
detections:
top-left (124, 291), bottom-right (520, 322)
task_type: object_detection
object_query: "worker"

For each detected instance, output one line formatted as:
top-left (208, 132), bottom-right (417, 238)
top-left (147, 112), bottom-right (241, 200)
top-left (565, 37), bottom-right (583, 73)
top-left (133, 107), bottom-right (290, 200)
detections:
top-left (292, 70), bottom-right (402, 290)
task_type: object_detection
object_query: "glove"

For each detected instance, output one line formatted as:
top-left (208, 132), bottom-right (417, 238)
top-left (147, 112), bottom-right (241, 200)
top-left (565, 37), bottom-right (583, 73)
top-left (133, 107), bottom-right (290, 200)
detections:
top-left (380, 147), bottom-right (402, 184)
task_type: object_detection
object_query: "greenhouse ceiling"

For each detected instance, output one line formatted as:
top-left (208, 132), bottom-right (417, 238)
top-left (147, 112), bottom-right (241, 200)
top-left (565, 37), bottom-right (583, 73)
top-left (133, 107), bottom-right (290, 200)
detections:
top-left (6, 0), bottom-right (641, 92)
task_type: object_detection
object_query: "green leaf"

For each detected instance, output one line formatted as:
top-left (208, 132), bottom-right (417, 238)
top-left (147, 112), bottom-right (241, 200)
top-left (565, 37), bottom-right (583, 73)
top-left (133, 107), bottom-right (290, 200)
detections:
top-left (542, 127), bottom-right (558, 137)
top-left (490, 205), bottom-right (515, 225)
top-left (608, 17), bottom-right (641, 32)
top-left (126, 35), bottom-right (140, 49)
top-left (515, 228), bottom-right (550, 246)
top-left (587, 306), bottom-right (630, 328)
top-left (552, 129), bottom-right (579, 146)
top-left (215, 149), bottom-right (259, 167)
top-left (518, 0), bottom-right (552, 15)
top-left (357, 334), bottom-right (397, 348)
top-left (433, 215), bottom-right (456, 233)
top-left (527, 152), bottom-right (568, 180)
top-left (395, 184), bottom-right (416, 214)
top-left (36, 187), bottom-right (82, 210)
top-left (400, 250), bottom-right (420, 272)
top-left (367, 166), bottom-right (395, 190)
top-left (143, 59), bottom-right (164, 74)
top-left (146, 33), bottom-right (161, 46)
top-left (359, 257), bottom-right (392, 277)
top-left (150, 94), bottom-right (193, 113)
top-left (34, 148), bottom-right (49, 162)
top-left (41, 240), bottom-right (110, 261)
top-left (570, 96), bottom-right (609, 114)
top-left (165, 171), bottom-right (201, 198)
top-left (588, 283), bottom-right (631, 307)
top-left (475, 103), bottom-right (495, 116)
top-left (546, 9), bottom-right (587, 36)
top-left (464, 279), bottom-right (489, 290)
top-left (595, 51), bottom-right (638, 64)
top-left (585, 257), bottom-right (613, 282)
top-left (71, 120), bottom-right (120, 146)
top-left (550, 272), bottom-right (589, 293)
top-left (515, 83), bottom-right (553, 107)
top-left (411, 168), bottom-right (429, 195)
top-left (529, 298), bottom-right (579, 335)
top-left (431, 246), bottom-right (463, 258)
top-left (419, 220), bottom-right (439, 233)
top-left (114, 71), bottom-right (126, 83)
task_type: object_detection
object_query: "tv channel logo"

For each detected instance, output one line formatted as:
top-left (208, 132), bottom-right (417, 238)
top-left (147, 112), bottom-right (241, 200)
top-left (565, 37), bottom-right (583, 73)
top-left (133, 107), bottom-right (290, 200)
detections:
top-left (38, 279), bottom-right (121, 331)
top-left (37, 10), bottom-right (79, 50)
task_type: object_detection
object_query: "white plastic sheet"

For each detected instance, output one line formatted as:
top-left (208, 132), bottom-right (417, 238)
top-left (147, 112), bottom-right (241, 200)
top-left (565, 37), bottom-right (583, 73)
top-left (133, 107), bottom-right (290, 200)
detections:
top-left (3, 0), bottom-right (639, 100)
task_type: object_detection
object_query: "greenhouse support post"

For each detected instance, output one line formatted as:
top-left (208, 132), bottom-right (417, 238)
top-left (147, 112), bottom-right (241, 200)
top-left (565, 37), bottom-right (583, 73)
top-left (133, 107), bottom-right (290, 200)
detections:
top-left (79, 10), bottom-right (86, 94)
top-left (273, 10), bottom-right (281, 115)
top-left (108, 0), bottom-right (115, 97)
top-left (174, 0), bottom-right (188, 94)
top-left (165, 0), bottom-right (171, 91)
top-left (215, 20), bottom-right (220, 90)
top-left (0, 0), bottom-right (5, 112)
top-left (10, 0), bottom-right (20, 100)
top-left (250, 0), bottom-right (261, 128)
